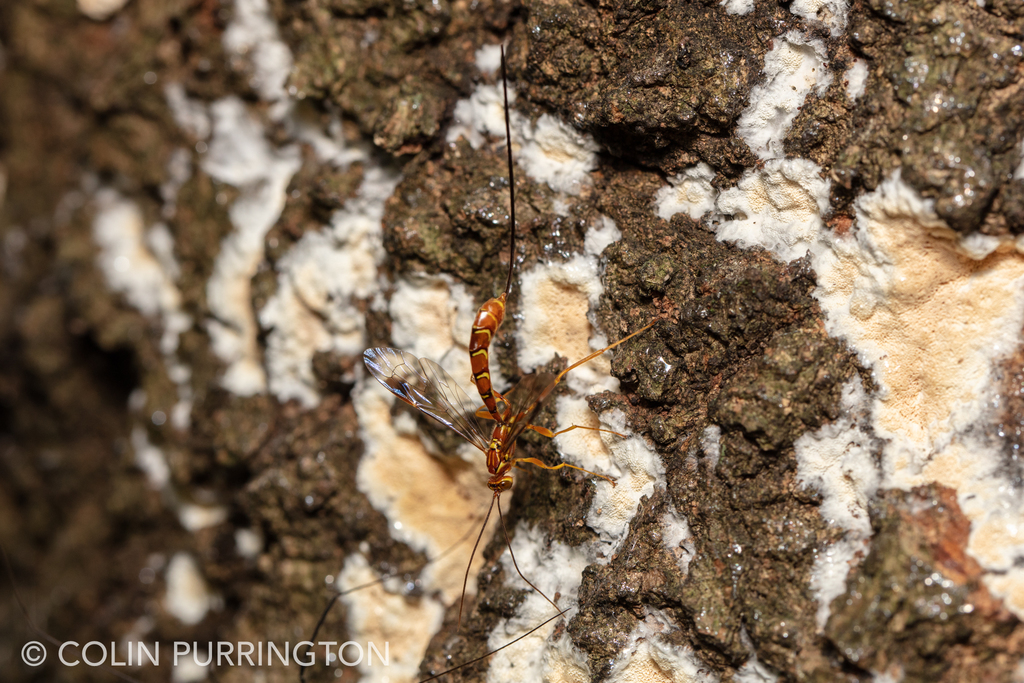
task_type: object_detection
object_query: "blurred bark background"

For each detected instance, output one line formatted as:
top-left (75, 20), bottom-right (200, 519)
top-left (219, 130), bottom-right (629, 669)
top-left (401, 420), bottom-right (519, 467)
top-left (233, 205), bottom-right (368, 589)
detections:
top-left (2, 0), bottom-right (1024, 682)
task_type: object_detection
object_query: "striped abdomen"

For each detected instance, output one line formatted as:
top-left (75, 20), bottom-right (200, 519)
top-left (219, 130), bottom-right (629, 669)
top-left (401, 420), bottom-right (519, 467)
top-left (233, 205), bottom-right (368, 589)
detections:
top-left (469, 294), bottom-right (507, 420)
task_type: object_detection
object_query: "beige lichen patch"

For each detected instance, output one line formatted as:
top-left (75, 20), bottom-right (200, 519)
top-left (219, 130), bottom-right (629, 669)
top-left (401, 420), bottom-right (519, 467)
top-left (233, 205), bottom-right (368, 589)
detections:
top-left (743, 167), bottom-right (819, 221)
top-left (814, 171), bottom-right (1024, 617)
top-left (867, 241), bottom-right (1019, 441)
top-left (916, 441), bottom-right (1024, 573)
top-left (969, 509), bottom-right (1024, 571)
top-left (517, 256), bottom-right (617, 397)
top-left (354, 383), bottom-right (494, 605)
top-left (983, 572), bottom-right (1024, 618)
top-left (611, 648), bottom-right (677, 683)
top-left (338, 553), bottom-right (445, 683)
top-left (518, 267), bottom-right (594, 367)
top-left (817, 173), bottom-right (1024, 454)
top-left (605, 619), bottom-right (717, 683)
top-left (545, 636), bottom-right (591, 683)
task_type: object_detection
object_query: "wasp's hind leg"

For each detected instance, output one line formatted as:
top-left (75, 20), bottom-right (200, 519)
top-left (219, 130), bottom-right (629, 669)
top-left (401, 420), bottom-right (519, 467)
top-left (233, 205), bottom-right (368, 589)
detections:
top-left (513, 455), bottom-right (616, 487)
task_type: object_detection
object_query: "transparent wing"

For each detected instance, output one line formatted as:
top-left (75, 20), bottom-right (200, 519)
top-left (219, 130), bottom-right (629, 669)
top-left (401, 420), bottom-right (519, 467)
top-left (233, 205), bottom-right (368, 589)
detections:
top-left (363, 347), bottom-right (491, 453)
top-left (501, 372), bottom-right (557, 449)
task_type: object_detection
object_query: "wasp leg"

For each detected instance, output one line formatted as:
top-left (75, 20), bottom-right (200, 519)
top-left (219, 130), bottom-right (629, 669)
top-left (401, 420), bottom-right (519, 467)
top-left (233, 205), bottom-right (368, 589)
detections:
top-left (550, 319), bottom-right (658, 389)
top-left (513, 456), bottom-right (616, 487)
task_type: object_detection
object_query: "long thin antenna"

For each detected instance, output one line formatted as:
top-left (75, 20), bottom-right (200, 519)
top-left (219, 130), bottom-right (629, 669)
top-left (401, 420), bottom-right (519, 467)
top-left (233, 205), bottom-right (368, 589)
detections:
top-left (300, 518), bottom-right (486, 682)
top-left (416, 607), bottom-right (569, 683)
top-left (458, 495), bottom-right (497, 630)
top-left (496, 495), bottom-right (559, 613)
top-left (301, 570), bottom-right (425, 673)
top-left (500, 45), bottom-right (516, 298)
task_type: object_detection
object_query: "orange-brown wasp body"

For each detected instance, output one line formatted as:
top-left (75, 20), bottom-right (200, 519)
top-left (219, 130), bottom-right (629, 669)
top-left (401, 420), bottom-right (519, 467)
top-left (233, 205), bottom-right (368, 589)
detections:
top-left (468, 46), bottom-right (518, 423)
top-left (356, 44), bottom-right (658, 683)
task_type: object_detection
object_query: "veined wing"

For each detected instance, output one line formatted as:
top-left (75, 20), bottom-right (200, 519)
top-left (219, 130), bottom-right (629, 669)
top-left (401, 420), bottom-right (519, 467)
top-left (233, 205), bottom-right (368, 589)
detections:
top-left (500, 371), bottom-right (557, 451)
top-left (363, 347), bottom-right (491, 453)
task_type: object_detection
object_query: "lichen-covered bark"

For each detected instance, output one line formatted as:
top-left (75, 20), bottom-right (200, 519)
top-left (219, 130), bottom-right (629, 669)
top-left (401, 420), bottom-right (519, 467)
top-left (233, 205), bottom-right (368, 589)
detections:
top-left (2, 0), bottom-right (1024, 682)
top-left (837, 0), bottom-right (1024, 233)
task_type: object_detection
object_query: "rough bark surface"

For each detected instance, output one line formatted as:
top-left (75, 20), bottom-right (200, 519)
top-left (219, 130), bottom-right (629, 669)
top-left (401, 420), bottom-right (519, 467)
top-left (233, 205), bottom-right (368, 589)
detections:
top-left (2, 0), bottom-right (1023, 682)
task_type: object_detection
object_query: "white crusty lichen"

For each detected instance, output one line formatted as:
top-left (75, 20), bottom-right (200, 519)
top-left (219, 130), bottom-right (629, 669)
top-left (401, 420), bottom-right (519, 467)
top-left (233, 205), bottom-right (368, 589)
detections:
top-left (736, 32), bottom-right (832, 161)
top-left (164, 552), bottom-right (217, 626)
top-left (655, 163), bottom-right (717, 222)
top-left (448, 79), bottom-right (600, 196)
top-left (183, 0), bottom-right (311, 397)
top-left (223, 0), bottom-right (294, 118)
top-left (517, 114), bottom-right (600, 195)
top-left (845, 58), bottom-right (869, 101)
top-left (488, 470), bottom-right (690, 683)
top-left (585, 409), bottom-right (666, 545)
top-left (475, 43), bottom-right (504, 75)
top-left (795, 380), bottom-right (878, 630)
top-left (487, 526), bottom-right (595, 683)
top-left (699, 164), bottom-right (1024, 624)
top-left (259, 161), bottom-right (400, 407)
top-left (164, 83), bottom-right (211, 142)
top-left (202, 97), bottom-right (302, 396)
top-left (658, 157), bottom-right (832, 263)
top-left (92, 188), bottom-right (195, 430)
top-left (486, 423), bottom-right (671, 683)
top-left (654, 150), bottom-right (832, 264)
top-left (605, 610), bottom-right (718, 683)
top-left (447, 82), bottom-right (514, 150)
top-left (131, 424), bottom-right (171, 491)
top-left (92, 189), bottom-right (192, 356)
top-left (93, 183), bottom-right (229, 535)
top-left (813, 171), bottom-right (1024, 456)
top-left (715, 158), bottom-right (831, 262)
top-left (548, 399), bottom-right (667, 549)
top-left (789, 0), bottom-right (850, 36)
top-left (655, 65), bottom-right (1024, 633)
top-left (76, 0), bottom-right (129, 21)
top-left (721, 0), bottom-right (754, 15)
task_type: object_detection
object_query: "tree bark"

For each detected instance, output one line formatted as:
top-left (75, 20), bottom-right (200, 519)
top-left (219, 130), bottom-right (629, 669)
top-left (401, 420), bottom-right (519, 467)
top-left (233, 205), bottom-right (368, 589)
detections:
top-left (2, 0), bottom-right (1024, 682)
